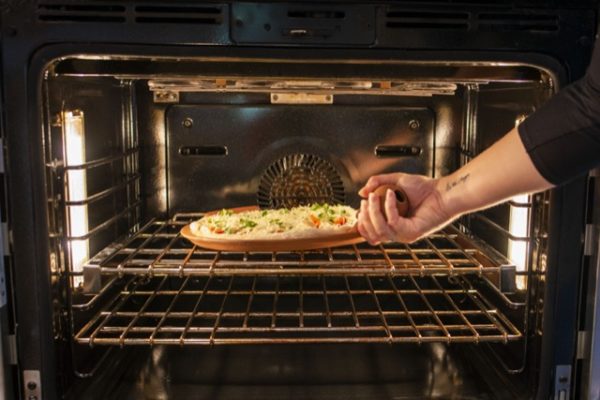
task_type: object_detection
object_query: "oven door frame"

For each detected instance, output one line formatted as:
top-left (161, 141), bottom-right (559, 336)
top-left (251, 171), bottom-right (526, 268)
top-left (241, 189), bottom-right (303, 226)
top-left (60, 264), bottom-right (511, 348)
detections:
top-left (8, 40), bottom-right (583, 400)
top-left (1, 1), bottom-right (597, 397)
top-left (576, 167), bottom-right (600, 400)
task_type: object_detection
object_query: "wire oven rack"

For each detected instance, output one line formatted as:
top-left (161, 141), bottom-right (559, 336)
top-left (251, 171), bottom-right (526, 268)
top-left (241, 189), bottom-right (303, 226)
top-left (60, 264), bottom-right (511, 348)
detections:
top-left (83, 214), bottom-right (511, 277)
top-left (74, 274), bottom-right (521, 346)
top-left (74, 214), bottom-right (522, 346)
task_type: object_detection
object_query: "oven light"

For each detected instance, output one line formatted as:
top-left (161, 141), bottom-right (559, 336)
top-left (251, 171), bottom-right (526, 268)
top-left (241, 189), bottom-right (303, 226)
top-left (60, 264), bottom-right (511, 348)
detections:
top-left (64, 110), bottom-right (88, 288)
top-left (508, 194), bottom-right (529, 290)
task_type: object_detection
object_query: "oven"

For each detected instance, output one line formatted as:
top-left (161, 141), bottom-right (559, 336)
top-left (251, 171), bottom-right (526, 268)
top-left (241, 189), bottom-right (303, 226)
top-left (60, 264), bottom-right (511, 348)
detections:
top-left (1, 1), bottom-right (599, 399)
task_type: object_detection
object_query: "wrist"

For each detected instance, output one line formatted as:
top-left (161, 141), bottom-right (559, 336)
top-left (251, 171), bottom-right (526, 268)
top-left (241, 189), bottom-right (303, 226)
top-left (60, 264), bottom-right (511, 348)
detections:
top-left (436, 173), bottom-right (471, 218)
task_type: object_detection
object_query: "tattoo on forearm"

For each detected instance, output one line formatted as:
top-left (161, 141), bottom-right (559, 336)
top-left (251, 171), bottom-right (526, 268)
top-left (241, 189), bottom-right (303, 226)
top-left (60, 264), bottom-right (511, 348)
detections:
top-left (445, 173), bottom-right (470, 192)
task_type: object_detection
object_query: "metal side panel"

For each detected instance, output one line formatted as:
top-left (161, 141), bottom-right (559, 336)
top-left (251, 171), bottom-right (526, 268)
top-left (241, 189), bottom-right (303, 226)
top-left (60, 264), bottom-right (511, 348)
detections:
top-left (0, 238), bottom-right (9, 399)
top-left (579, 168), bottom-right (600, 400)
top-left (0, 44), bottom-right (17, 399)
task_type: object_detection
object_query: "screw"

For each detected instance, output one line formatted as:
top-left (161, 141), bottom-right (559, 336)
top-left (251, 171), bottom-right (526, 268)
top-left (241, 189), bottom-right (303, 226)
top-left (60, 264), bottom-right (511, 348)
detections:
top-left (559, 376), bottom-right (568, 384)
top-left (264, 23), bottom-right (271, 31)
top-left (51, 114), bottom-right (62, 128)
top-left (27, 381), bottom-right (37, 390)
top-left (182, 118), bottom-right (193, 128)
top-left (409, 120), bottom-right (421, 130)
top-left (272, 94), bottom-right (279, 101)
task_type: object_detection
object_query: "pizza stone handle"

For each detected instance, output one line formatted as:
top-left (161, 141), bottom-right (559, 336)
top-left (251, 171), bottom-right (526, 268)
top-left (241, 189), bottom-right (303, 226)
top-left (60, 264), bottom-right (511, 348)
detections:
top-left (373, 185), bottom-right (410, 218)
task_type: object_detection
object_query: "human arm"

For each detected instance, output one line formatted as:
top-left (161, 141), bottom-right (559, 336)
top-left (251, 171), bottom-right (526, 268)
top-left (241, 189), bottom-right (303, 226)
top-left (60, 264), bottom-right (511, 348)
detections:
top-left (358, 37), bottom-right (600, 244)
top-left (357, 127), bottom-right (552, 244)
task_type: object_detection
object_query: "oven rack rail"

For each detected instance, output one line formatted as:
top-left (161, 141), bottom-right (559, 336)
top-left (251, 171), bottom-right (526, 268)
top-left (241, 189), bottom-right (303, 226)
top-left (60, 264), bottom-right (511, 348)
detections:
top-left (82, 214), bottom-right (515, 279)
top-left (74, 274), bottom-right (521, 346)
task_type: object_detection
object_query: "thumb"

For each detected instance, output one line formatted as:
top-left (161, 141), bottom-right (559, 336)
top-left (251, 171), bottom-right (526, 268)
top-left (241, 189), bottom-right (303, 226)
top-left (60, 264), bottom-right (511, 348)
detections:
top-left (358, 174), bottom-right (402, 198)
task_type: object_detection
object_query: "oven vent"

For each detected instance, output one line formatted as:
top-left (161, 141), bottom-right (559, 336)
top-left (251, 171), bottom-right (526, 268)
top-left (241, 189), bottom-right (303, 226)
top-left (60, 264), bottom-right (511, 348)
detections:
top-left (258, 154), bottom-right (345, 209)
top-left (385, 9), bottom-right (560, 33)
top-left (385, 10), bottom-right (471, 30)
top-left (134, 5), bottom-right (223, 25)
top-left (37, 4), bottom-right (126, 23)
top-left (287, 10), bottom-right (346, 19)
top-left (477, 12), bottom-right (559, 32)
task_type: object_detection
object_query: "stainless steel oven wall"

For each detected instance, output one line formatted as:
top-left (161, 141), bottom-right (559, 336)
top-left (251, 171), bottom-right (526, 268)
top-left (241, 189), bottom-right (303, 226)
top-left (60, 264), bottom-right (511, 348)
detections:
top-left (166, 102), bottom-right (431, 213)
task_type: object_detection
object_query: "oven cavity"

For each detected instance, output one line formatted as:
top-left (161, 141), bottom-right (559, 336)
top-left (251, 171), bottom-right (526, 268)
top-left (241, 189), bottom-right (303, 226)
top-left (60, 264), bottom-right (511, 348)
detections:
top-left (41, 55), bottom-right (552, 387)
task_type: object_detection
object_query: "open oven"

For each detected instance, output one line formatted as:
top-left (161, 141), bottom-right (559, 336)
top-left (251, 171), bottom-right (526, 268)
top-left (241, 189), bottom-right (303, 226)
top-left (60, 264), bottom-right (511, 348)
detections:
top-left (1, 1), bottom-right (600, 399)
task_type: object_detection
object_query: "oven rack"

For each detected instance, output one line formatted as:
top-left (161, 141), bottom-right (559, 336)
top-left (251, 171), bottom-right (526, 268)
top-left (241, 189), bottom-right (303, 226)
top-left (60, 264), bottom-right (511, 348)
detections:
top-left (74, 274), bottom-right (521, 346)
top-left (82, 214), bottom-right (514, 278)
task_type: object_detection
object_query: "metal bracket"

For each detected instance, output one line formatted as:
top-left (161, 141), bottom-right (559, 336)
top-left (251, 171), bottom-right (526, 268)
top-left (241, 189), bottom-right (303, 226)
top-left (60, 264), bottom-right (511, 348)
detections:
top-left (7, 334), bottom-right (17, 365)
top-left (584, 224), bottom-right (598, 257)
top-left (499, 264), bottom-right (517, 293)
top-left (554, 365), bottom-right (571, 400)
top-left (270, 92), bottom-right (333, 104)
top-left (23, 370), bottom-right (41, 400)
top-left (577, 330), bottom-right (590, 360)
top-left (153, 90), bottom-right (179, 103)
top-left (83, 265), bottom-right (102, 294)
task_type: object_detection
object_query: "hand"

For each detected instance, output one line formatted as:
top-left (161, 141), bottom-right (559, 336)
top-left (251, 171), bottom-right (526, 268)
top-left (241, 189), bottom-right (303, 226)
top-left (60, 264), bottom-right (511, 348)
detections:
top-left (357, 173), bottom-right (455, 244)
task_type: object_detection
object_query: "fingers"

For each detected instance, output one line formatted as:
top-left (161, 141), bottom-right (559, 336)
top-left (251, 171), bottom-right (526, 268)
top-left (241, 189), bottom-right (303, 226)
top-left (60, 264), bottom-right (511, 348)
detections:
top-left (358, 173), bottom-right (403, 198)
top-left (358, 200), bottom-right (379, 245)
top-left (383, 189), bottom-right (401, 225)
top-left (367, 193), bottom-right (396, 240)
top-left (357, 193), bottom-right (397, 245)
top-left (358, 176), bottom-right (381, 198)
top-left (382, 189), bottom-right (416, 243)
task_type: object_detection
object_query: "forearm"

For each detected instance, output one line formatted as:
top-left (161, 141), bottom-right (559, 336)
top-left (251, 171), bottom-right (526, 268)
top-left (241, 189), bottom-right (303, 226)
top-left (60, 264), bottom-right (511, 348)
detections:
top-left (438, 127), bottom-right (553, 217)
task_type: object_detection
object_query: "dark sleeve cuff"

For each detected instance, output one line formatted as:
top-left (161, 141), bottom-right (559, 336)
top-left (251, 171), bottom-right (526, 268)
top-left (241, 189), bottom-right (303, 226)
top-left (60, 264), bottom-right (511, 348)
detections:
top-left (518, 74), bottom-right (600, 185)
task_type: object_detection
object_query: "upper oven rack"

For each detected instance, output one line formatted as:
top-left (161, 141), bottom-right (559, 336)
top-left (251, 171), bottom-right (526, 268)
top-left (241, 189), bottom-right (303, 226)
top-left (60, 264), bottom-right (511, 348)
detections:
top-left (82, 213), bottom-right (514, 279)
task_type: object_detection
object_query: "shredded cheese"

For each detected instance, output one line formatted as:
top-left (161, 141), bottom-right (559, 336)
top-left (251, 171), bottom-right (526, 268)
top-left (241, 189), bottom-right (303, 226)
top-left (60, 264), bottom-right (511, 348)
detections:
top-left (190, 204), bottom-right (358, 240)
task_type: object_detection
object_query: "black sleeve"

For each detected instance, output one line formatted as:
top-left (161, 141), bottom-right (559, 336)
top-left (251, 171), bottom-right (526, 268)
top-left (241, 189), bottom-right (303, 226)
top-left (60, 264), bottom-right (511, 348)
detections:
top-left (518, 37), bottom-right (600, 185)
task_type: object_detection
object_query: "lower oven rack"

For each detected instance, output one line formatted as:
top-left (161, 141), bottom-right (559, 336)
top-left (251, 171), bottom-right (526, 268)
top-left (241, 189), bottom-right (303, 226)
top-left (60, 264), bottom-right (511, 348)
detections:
top-left (74, 274), bottom-right (521, 346)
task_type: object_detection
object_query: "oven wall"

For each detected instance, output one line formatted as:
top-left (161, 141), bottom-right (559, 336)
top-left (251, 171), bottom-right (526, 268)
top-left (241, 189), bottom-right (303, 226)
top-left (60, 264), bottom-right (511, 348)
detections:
top-left (136, 85), bottom-right (464, 217)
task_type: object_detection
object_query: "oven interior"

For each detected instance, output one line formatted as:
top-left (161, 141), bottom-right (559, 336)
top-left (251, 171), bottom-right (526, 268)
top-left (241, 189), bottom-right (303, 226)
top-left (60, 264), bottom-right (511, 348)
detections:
top-left (41, 55), bottom-right (552, 399)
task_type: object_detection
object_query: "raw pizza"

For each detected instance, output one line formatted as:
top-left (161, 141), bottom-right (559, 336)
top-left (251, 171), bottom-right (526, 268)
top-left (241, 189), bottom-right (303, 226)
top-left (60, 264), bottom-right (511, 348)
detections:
top-left (189, 203), bottom-right (358, 241)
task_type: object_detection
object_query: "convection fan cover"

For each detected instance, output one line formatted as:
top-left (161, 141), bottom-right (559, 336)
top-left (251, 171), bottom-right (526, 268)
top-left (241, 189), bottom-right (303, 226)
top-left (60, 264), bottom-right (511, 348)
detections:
top-left (257, 153), bottom-right (345, 209)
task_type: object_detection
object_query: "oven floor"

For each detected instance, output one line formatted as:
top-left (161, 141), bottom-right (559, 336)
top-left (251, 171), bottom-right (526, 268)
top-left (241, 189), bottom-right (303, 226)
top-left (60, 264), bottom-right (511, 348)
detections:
top-left (67, 344), bottom-right (522, 400)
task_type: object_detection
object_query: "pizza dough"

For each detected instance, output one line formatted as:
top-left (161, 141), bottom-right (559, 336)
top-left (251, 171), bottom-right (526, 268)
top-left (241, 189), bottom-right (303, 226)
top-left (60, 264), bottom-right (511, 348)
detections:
top-left (189, 204), bottom-right (358, 241)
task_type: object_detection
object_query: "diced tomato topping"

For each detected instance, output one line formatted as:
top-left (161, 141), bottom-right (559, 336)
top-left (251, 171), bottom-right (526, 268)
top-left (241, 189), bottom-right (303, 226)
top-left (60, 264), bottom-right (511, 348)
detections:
top-left (208, 225), bottom-right (225, 234)
top-left (334, 216), bottom-right (347, 225)
top-left (309, 214), bottom-right (321, 228)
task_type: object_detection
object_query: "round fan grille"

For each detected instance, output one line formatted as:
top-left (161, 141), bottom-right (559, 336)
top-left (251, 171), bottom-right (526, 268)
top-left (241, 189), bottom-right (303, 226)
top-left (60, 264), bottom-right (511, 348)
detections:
top-left (257, 154), bottom-right (345, 209)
